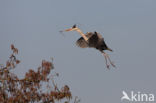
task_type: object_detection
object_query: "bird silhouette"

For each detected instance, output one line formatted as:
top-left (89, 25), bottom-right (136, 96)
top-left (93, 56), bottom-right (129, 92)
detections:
top-left (61, 24), bottom-right (115, 69)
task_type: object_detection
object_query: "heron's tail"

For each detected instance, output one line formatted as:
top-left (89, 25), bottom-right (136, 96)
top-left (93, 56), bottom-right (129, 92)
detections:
top-left (107, 47), bottom-right (113, 52)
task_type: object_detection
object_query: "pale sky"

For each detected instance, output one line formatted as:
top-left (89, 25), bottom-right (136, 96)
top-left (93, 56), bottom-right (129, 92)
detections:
top-left (0, 0), bottom-right (156, 103)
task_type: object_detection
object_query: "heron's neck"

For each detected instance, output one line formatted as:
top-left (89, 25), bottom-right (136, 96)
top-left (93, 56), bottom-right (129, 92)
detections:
top-left (76, 29), bottom-right (88, 41)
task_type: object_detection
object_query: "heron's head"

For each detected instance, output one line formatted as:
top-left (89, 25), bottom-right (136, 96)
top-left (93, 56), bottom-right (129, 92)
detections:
top-left (64, 24), bottom-right (78, 32)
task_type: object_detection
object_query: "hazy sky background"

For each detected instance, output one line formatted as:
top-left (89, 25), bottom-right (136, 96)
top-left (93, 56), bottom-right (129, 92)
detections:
top-left (0, 0), bottom-right (156, 102)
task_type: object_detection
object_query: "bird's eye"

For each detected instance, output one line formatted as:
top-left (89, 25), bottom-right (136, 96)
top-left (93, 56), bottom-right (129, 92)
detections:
top-left (72, 24), bottom-right (76, 28)
top-left (94, 31), bottom-right (97, 34)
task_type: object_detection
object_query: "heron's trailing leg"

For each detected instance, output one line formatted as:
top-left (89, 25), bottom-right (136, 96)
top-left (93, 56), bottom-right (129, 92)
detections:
top-left (101, 51), bottom-right (110, 69)
top-left (105, 53), bottom-right (116, 68)
top-left (103, 53), bottom-right (110, 69)
top-left (101, 51), bottom-right (116, 68)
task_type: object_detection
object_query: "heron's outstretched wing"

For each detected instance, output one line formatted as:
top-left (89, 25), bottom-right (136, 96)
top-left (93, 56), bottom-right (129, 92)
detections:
top-left (76, 32), bottom-right (101, 48)
top-left (76, 32), bottom-right (93, 48)
top-left (76, 37), bottom-right (88, 48)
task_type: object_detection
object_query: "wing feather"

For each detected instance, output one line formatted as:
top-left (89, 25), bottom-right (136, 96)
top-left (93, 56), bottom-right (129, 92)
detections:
top-left (76, 32), bottom-right (101, 48)
top-left (76, 37), bottom-right (88, 48)
top-left (88, 33), bottom-right (98, 47)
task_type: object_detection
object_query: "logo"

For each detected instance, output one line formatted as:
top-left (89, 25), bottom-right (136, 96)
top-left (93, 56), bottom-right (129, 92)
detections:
top-left (121, 91), bottom-right (155, 102)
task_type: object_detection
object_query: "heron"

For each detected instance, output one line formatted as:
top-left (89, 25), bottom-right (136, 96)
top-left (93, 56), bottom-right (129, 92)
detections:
top-left (61, 25), bottom-right (115, 69)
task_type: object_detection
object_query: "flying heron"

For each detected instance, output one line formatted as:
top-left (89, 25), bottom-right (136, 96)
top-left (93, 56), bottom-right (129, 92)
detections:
top-left (61, 24), bottom-right (115, 69)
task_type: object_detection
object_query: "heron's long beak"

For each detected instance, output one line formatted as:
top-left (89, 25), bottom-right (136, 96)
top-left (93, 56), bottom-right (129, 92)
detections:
top-left (59, 28), bottom-right (73, 33)
top-left (60, 25), bottom-right (76, 32)
top-left (64, 28), bottom-right (73, 31)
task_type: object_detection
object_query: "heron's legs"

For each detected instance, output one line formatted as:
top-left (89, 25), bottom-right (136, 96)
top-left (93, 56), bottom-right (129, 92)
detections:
top-left (105, 53), bottom-right (116, 68)
top-left (101, 51), bottom-right (116, 68)
top-left (103, 53), bottom-right (110, 69)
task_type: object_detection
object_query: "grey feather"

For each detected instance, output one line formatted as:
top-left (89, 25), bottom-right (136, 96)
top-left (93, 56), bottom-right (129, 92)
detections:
top-left (76, 32), bottom-right (93, 48)
top-left (76, 37), bottom-right (88, 48)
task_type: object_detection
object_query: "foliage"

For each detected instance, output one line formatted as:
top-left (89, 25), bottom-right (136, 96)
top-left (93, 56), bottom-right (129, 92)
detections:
top-left (0, 45), bottom-right (77, 103)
